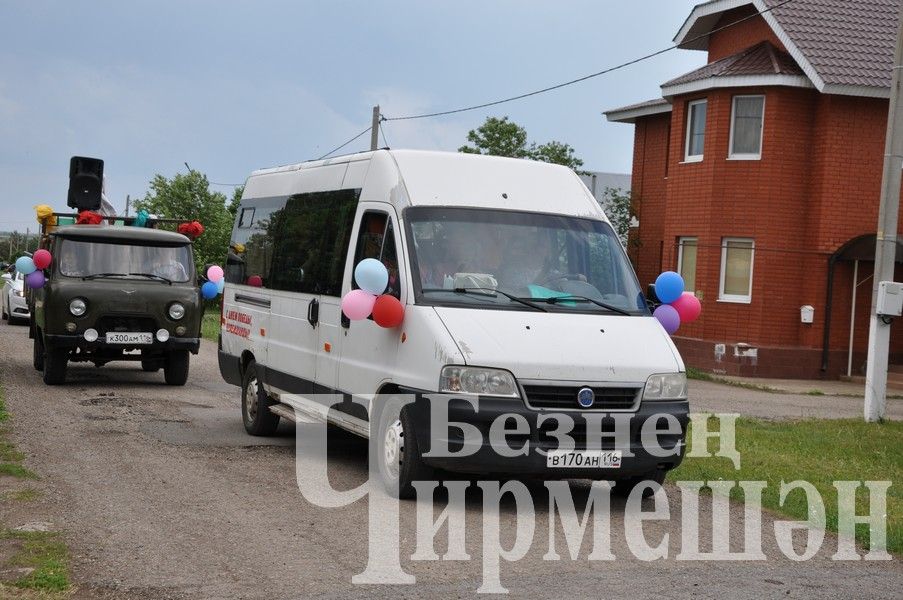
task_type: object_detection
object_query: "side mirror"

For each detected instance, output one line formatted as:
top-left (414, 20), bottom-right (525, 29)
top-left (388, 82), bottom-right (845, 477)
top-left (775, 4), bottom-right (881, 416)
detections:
top-left (1, 273), bottom-right (11, 281)
top-left (646, 283), bottom-right (660, 305)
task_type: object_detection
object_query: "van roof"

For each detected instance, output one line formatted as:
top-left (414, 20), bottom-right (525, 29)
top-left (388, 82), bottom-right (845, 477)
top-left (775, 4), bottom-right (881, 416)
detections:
top-left (248, 149), bottom-right (604, 219)
top-left (52, 225), bottom-right (191, 245)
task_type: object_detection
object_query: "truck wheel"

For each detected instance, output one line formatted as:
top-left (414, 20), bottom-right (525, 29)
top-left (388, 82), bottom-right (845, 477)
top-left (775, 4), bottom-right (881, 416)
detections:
top-left (612, 469), bottom-right (666, 499)
top-left (163, 350), bottom-right (190, 385)
top-left (241, 360), bottom-right (279, 436)
top-left (1, 301), bottom-right (7, 321)
top-left (42, 344), bottom-right (68, 385)
top-left (141, 360), bottom-right (160, 372)
top-left (33, 331), bottom-right (44, 371)
top-left (377, 397), bottom-right (434, 499)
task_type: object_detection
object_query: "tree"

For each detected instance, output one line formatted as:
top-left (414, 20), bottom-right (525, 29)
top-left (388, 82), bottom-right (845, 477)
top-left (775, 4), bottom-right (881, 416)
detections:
top-left (602, 187), bottom-right (634, 247)
top-left (133, 171), bottom-right (237, 272)
top-left (459, 116), bottom-right (585, 172)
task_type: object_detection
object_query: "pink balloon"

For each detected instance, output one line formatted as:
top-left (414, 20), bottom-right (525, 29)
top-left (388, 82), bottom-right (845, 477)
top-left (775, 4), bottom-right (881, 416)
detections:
top-left (341, 289), bottom-right (377, 321)
top-left (33, 249), bottom-right (52, 270)
top-left (207, 265), bottom-right (224, 282)
top-left (653, 304), bottom-right (680, 335)
top-left (671, 292), bottom-right (701, 323)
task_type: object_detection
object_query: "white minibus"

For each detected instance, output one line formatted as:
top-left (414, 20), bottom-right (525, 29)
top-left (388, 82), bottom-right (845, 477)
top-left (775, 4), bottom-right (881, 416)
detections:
top-left (218, 150), bottom-right (688, 497)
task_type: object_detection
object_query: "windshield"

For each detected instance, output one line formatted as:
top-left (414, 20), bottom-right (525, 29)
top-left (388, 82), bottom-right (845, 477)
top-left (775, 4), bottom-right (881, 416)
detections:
top-left (407, 207), bottom-right (647, 314)
top-left (58, 239), bottom-right (193, 282)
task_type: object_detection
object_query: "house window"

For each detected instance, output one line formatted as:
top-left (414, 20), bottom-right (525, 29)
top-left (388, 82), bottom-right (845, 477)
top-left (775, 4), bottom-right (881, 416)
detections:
top-left (719, 238), bottom-right (754, 303)
top-left (677, 237), bottom-right (697, 293)
top-left (684, 99), bottom-right (707, 162)
top-left (729, 95), bottom-right (765, 159)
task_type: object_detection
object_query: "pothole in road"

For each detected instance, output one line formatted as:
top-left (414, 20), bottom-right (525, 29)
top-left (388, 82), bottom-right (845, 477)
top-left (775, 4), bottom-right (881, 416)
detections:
top-left (79, 396), bottom-right (133, 408)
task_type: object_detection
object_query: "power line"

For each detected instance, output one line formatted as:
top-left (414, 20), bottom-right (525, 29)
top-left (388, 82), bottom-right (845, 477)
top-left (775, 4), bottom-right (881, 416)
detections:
top-left (383, 0), bottom-right (796, 122)
top-left (317, 125), bottom-right (373, 160)
top-left (379, 118), bottom-right (390, 148)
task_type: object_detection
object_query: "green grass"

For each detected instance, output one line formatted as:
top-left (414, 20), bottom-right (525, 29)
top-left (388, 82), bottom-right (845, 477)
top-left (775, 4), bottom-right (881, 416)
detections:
top-left (3, 489), bottom-right (41, 503)
top-left (201, 309), bottom-right (220, 340)
top-left (0, 530), bottom-right (69, 592)
top-left (686, 367), bottom-right (783, 393)
top-left (671, 417), bottom-right (903, 554)
top-left (806, 389), bottom-right (826, 396)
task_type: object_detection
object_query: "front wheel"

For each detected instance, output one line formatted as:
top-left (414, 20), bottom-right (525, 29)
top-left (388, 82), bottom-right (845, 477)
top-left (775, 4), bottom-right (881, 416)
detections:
top-left (241, 360), bottom-right (279, 435)
top-left (33, 331), bottom-right (44, 371)
top-left (42, 343), bottom-right (68, 385)
top-left (377, 397), bottom-right (434, 499)
top-left (163, 350), bottom-right (189, 385)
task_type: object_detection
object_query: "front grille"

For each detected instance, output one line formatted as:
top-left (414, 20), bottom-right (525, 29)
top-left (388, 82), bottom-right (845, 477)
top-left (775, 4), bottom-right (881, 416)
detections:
top-left (95, 315), bottom-right (158, 335)
top-left (522, 384), bottom-right (641, 411)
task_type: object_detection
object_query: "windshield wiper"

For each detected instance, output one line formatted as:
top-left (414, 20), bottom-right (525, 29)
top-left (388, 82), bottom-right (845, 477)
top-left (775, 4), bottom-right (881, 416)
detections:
top-left (82, 272), bottom-right (129, 281)
top-left (454, 287), bottom-right (548, 312)
top-left (130, 272), bottom-right (172, 284)
top-left (528, 294), bottom-right (632, 316)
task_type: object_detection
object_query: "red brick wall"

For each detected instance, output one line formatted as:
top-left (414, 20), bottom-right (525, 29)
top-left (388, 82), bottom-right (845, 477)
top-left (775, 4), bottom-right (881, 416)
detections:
top-left (707, 6), bottom-right (786, 61)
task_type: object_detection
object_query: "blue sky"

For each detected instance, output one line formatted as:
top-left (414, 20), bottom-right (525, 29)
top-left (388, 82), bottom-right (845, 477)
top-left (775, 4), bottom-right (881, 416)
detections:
top-left (0, 0), bottom-right (704, 231)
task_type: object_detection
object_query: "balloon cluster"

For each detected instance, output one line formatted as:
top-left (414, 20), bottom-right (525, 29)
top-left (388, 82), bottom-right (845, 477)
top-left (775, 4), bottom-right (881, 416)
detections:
top-left (341, 258), bottom-right (404, 328)
top-left (201, 265), bottom-right (225, 299)
top-left (15, 249), bottom-right (52, 289)
top-left (652, 271), bottom-right (701, 335)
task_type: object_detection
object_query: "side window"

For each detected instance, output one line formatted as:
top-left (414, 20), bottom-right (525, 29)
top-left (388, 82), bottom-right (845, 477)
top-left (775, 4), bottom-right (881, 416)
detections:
top-left (268, 189), bottom-right (359, 295)
top-left (227, 203), bottom-right (285, 287)
top-left (351, 211), bottom-right (401, 299)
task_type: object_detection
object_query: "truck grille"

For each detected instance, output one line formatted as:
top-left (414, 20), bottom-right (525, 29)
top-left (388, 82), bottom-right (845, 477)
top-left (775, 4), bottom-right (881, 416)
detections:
top-left (522, 385), bottom-right (641, 411)
top-left (95, 315), bottom-right (158, 335)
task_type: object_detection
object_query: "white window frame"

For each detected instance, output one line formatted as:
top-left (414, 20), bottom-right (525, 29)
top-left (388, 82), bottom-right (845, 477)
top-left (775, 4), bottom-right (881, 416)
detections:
top-left (719, 237), bottom-right (755, 304)
top-left (677, 237), bottom-right (698, 293)
top-left (684, 99), bottom-right (707, 163)
top-left (728, 95), bottom-right (765, 160)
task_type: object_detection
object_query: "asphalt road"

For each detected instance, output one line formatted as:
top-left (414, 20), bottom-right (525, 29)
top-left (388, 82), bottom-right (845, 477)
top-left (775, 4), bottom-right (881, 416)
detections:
top-left (0, 320), bottom-right (899, 599)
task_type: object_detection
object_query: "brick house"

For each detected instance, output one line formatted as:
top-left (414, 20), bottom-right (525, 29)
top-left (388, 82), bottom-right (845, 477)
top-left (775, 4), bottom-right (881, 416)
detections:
top-left (604, 0), bottom-right (903, 379)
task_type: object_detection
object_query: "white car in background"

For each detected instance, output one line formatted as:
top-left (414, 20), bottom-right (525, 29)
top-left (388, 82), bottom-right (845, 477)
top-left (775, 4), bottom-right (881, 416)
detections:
top-left (1, 270), bottom-right (30, 324)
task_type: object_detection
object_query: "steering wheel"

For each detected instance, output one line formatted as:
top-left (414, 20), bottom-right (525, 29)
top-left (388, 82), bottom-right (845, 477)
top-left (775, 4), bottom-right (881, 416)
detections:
top-left (536, 272), bottom-right (586, 287)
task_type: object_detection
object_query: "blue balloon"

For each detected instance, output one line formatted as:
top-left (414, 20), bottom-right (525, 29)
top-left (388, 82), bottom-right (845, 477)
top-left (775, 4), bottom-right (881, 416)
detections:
top-left (15, 256), bottom-right (36, 275)
top-left (201, 281), bottom-right (219, 299)
top-left (354, 258), bottom-right (389, 295)
top-left (216, 277), bottom-right (226, 293)
top-left (655, 271), bottom-right (684, 304)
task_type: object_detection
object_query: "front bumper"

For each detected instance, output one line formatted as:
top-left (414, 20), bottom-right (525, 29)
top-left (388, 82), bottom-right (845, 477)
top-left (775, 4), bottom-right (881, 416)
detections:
top-left (397, 392), bottom-right (689, 478)
top-left (45, 334), bottom-right (200, 354)
top-left (9, 295), bottom-right (29, 319)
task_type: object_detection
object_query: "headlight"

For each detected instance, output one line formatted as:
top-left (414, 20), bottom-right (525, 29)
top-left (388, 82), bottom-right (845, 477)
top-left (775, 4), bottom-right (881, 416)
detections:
top-left (69, 298), bottom-right (87, 317)
top-left (13, 289), bottom-right (24, 297)
top-left (439, 366), bottom-right (519, 398)
top-left (643, 373), bottom-right (688, 401)
top-left (168, 302), bottom-right (185, 320)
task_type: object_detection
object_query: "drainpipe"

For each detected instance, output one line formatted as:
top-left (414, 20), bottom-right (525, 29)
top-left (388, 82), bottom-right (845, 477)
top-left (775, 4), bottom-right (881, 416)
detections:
top-left (847, 260), bottom-right (859, 377)
top-left (821, 254), bottom-right (837, 372)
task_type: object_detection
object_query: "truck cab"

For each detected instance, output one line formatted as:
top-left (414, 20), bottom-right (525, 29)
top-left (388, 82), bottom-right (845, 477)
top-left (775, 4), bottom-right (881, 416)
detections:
top-left (31, 225), bottom-right (202, 385)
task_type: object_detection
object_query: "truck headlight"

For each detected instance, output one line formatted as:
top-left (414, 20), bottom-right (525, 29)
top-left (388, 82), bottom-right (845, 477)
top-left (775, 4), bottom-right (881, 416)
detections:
top-left (439, 366), bottom-right (519, 398)
top-left (69, 298), bottom-right (87, 317)
top-left (643, 373), bottom-right (688, 401)
top-left (168, 302), bottom-right (185, 320)
top-left (14, 289), bottom-right (24, 297)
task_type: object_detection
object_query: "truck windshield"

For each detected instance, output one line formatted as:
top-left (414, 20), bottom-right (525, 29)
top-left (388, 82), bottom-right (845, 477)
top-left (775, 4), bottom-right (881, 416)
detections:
top-left (407, 207), bottom-right (647, 314)
top-left (58, 239), bottom-right (193, 283)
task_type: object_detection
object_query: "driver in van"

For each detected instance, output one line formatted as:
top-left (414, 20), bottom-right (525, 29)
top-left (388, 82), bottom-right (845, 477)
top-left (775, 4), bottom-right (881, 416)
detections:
top-left (152, 255), bottom-right (188, 281)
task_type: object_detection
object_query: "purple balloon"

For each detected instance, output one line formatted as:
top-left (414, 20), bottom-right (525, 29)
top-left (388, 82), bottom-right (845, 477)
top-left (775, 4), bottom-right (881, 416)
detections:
top-left (653, 304), bottom-right (680, 335)
top-left (25, 270), bottom-right (45, 289)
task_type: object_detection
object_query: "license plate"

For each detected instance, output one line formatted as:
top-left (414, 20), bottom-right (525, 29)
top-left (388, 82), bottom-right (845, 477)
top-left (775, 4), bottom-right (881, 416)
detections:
top-left (105, 332), bottom-right (152, 344)
top-left (546, 450), bottom-right (621, 469)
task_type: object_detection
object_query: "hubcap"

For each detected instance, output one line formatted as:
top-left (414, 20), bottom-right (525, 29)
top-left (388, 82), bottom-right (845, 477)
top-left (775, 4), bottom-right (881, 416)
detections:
top-left (383, 419), bottom-right (404, 481)
top-left (245, 377), bottom-right (259, 422)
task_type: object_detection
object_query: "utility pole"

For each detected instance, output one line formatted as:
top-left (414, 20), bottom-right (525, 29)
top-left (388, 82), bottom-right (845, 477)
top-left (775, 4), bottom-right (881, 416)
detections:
top-left (125, 194), bottom-right (131, 217)
top-left (370, 105), bottom-right (380, 151)
top-left (864, 0), bottom-right (903, 422)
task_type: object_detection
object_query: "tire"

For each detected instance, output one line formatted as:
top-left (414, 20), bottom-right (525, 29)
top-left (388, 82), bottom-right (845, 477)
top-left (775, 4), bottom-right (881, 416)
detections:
top-left (163, 350), bottom-right (190, 385)
top-left (42, 342), bottom-right (68, 385)
top-left (32, 330), bottom-right (44, 371)
top-left (377, 397), bottom-right (435, 499)
top-left (612, 469), bottom-right (667, 499)
top-left (141, 360), bottom-right (160, 372)
top-left (1, 298), bottom-right (7, 321)
top-left (241, 360), bottom-right (279, 436)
